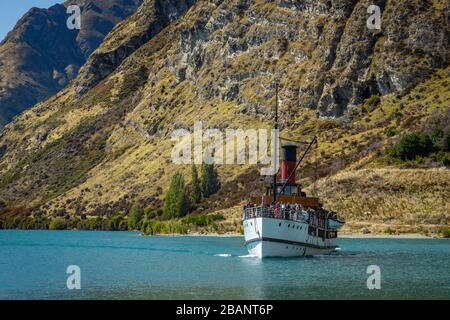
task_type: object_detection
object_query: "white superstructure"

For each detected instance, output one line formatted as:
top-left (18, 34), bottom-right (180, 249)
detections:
top-left (243, 206), bottom-right (342, 258)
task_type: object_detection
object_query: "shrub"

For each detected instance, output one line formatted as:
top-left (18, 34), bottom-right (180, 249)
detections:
top-left (49, 218), bottom-right (68, 230)
top-left (384, 227), bottom-right (396, 235)
top-left (108, 213), bottom-right (128, 231)
top-left (386, 130), bottom-right (450, 166)
top-left (363, 95), bottom-right (381, 112)
top-left (385, 127), bottom-right (396, 137)
top-left (429, 151), bottom-right (450, 166)
top-left (145, 220), bottom-right (188, 235)
top-left (439, 227), bottom-right (450, 238)
top-left (145, 208), bottom-right (159, 220)
top-left (429, 129), bottom-right (450, 152)
top-left (387, 132), bottom-right (434, 161)
top-left (181, 214), bottom-right (225, 227)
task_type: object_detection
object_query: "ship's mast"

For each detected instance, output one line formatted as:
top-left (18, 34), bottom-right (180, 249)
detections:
top-left (273, 82), bottom-right (279, 203)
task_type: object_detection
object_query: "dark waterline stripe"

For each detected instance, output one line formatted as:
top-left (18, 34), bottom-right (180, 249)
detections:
top-left (245, 237), bottom-right (337, 250)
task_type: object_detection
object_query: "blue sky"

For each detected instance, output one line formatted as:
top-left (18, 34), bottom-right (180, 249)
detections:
top-left (0, 1), bottom-right (63, 42)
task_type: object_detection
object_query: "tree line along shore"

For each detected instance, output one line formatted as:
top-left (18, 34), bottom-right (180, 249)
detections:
top-left (0, 163), bottom-right (229, 235)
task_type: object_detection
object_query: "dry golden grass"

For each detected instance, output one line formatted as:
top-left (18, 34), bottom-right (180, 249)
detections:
top-left (305, 168), bottom-right (450, 235)
top-left (0, 1), bottom-right (448, 233)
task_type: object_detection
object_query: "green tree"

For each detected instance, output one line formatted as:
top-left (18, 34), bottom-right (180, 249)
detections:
top-left (164, 172), bottom-right (190, 218)
top-left (201, 162), bottom-right (220, 198)
top-left (388, 132), bottom-right (434, 161)
top-left (49, 217), bottom-right (68, 230)
top-left (108, 212), bottom-right (127, 231)
top-left (128, 203), bottom-right (143, 230)
top-left (190, 164), bottom-right (202, 205)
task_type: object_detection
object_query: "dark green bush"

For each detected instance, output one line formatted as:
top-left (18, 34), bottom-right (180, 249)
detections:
top-left (429, 151), bottom-right (450, 166)
top-left (108, 213), bottom-right (128, 231)
top-left (49, 218), bottom-right (68, 230)
top-left (362, 95), bottom-right (381, 112)
top-left (386, 130), bottom-right (449, 166)
top-left (387, 132), bottom-right (434, 161)
top-left (385, 127), bottom-right (396, 137)
top-left (439, 227), bottom-right (450, 238)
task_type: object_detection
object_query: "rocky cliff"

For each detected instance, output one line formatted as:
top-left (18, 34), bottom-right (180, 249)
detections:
top-left (0, 0), bottom-right (448, 221)
top-left (0, 0), bottom-right (143, 128)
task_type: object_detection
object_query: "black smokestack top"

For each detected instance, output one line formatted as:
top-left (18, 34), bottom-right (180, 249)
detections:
top-left (282, 145), bottom-right (297, 162)
top-left (281, 145), bottom-right (297, 185)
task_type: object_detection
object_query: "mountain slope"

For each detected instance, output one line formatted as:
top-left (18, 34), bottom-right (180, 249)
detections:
top-left (0, 0), bottom-right (143, 128)
top-left (0, 0), bottom-right (448, 227)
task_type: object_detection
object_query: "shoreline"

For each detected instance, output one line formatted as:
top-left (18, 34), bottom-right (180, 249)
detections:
top-left (142, 232), bottom-right (444, 239)
top-left (1, 229), bottom-right (446, 239)
top-left (338, 233), bottom-right (437, 239)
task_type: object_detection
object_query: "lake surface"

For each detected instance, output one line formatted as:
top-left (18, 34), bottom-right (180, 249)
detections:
top-left (0, 230), bottom-right (449, 300)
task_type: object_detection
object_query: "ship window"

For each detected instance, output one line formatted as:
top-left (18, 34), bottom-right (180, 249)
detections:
top-left (288, 224), bottom-right (290, 228)
top-left (297, 226), bottom-right (299, 229)
top-left (278, 223), bottom-right (281, 227)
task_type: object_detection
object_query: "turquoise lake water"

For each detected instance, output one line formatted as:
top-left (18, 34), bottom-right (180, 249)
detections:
top-left (0, 230), bottom-right (449, 300)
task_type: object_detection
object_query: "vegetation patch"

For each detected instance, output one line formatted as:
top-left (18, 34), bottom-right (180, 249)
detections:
top-left (386, 130), bottom-right (449, 166)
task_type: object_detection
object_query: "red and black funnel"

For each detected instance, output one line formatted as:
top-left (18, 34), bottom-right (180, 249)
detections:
top-left (281, 145), bottom-right (297, 185)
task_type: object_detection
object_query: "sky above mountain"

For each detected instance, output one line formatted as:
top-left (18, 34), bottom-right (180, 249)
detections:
top-left (0, 1), bottom-right (63, 42)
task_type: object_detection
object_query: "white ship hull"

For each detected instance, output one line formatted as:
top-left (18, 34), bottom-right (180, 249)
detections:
top-left (243, 217), bottom-right (338, 258)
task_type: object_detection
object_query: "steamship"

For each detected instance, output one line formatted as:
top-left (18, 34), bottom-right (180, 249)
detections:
top-left (243, 85), bottom-right (345, 258)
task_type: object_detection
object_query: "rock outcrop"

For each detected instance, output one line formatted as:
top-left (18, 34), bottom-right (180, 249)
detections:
top-left (74, 0), bottom-right (197, 97)
top-left (0, 0), bottom-right (448, 218)
top-left (0, 0), bottom-right (143, 128)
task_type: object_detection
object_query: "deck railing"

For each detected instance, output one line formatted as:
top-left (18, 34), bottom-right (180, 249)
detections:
top-left (243, 206), bottom-right (308, 223)
top-left (244, 206), bottom-right (345, 225)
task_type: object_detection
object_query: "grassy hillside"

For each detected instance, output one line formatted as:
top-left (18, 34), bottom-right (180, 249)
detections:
top-left (305, 168), bottom-right (449, 235)
top-left (0, 0), bottom-right (448, 235)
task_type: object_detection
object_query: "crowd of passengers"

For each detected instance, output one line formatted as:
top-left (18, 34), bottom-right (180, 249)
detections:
top-left (244, 202), bottom-right (339, 221)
